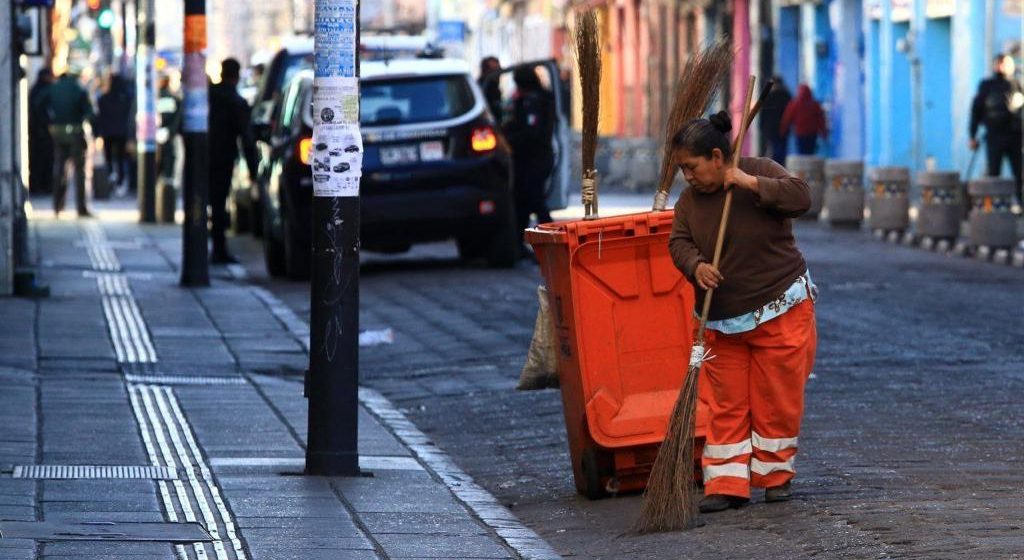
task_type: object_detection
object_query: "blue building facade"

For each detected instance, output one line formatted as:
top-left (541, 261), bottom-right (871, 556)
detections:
top-left (770, 0), bottom-right (1022, 177)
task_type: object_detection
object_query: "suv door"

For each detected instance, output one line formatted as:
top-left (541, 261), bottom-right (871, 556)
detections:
top-left (484, 59), bottom-right (570, 211)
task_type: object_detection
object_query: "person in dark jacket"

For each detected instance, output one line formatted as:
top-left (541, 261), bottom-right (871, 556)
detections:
top-left (478, 56), bottom-right (503, 123)
top-left (503, 67), bottom-right (555, 256)
top-left (157, 75), bottom-right (182, 185)
top-left (28, 68), bottom-right (54, 195)
top-left (780, 84), bottom-right (827, 156)
top-left (96, 73), bottom-right (135, 189)
top-left (969, 53), bottom-right (1023, 201)
top-left (208, 58), bottom-right (258, 263)
top-left (758, 77), bottom-right (792, 164)
top-left (44, 70), bottom-right (95, 217)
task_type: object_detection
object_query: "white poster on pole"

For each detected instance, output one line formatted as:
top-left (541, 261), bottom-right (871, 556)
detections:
top-left (311, 124), bottom-right (363, 197)
top-left (312, 0), bottom-right (360, 197)
top-left (313, 77), bottom-right (359, 126)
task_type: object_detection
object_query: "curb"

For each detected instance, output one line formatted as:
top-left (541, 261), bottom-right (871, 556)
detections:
top-left (250, 285), bottom-right (561, 560)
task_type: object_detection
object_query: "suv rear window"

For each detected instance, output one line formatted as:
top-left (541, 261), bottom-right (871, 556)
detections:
top-left (257, 51), bottom-right (313, 105)
top-left (360, 76), bottom-right (475, 126)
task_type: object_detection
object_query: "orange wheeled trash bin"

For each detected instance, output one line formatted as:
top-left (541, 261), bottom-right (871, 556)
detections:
top-left (526, 211), bottom-right (708, 499)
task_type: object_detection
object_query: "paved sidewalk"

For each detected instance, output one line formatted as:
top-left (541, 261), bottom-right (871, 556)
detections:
top-left (0, 208), bottom-right (558, 559)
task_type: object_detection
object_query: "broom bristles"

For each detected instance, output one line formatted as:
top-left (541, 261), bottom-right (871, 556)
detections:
top-left (636, 41), bottom-right (733, 533)
top-left (656, 41), bottom-right (733, 198)
top-left (636, 74), bottom-right (762, 534)
top-left (572, 11), bottom-right (601, 174)
top-left (633, 361), bottom-right (702, 533)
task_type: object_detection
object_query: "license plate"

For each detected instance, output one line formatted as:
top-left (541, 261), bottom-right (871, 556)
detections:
top-left (419, 140), bottom-right (445, 162)
top-left (380, 145), bottom-right (419, 166)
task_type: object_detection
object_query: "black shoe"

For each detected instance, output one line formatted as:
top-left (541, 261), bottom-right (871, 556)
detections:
top-left (698, 494), bottom-right (749, 513)
top-left (210, 252), bottom-right (239, 264)
top-left (764, 482), bottom-right (793, 503)
top-left (77, 210), bottom-right (93, 218)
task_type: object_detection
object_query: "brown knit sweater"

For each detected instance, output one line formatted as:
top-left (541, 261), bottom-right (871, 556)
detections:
top-left (668, 156), bottom-right (811, 320)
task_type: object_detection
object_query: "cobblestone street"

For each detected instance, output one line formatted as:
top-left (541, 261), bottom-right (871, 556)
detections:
top-left (232, 196), bottom-right (1024, 559)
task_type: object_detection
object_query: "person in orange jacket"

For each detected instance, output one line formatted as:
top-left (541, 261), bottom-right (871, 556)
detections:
top-left (668, 110), bottom-right (818, 513)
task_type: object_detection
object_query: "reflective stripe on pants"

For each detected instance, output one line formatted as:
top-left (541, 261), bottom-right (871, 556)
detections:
top-left (700, 299), bottom-right (817, 499)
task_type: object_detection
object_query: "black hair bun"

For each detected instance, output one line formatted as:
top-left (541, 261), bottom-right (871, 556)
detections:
top-left (709, 111), bottom-right (732, 134)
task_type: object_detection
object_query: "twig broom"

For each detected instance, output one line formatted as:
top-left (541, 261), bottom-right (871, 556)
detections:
top-left (652, 42), bottom-right (733, 211)
top-left (572, 10), bottom-right (602, 219)
top-left (518, 11), bottom-right (603, 389)
top-left (635, 76), bottom-right (773, 533)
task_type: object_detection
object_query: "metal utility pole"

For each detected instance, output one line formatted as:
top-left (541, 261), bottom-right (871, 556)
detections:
top-left (179, 0), bottom-right (209, 286)
top-left (306, 0), bottom-right (362, 476)
top-left (135, 0), bottom-right (157, 222)
top-left (0, 0), bottom-right (14, 295)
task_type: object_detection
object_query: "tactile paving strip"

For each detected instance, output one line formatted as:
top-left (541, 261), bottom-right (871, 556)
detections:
top-left (80, 221), bottom-right (121, 272)
top-left (95, 273), bottom-right (158, 363)
top-left (11, 465), bottom-right (177, 480)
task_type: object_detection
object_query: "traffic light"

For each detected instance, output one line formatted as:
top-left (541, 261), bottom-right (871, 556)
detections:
top-left (87, 0), bottom-right (102, 10)
top-left (97, 8), bottom-right (115, 29)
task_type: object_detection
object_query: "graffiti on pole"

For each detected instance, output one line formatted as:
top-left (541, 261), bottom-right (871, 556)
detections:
top-left (312, 0), bottom-right (360, 197)
top-left (135, 45), bottom-right (157, 152)
top-left (182, 14), bottom-right (208, 133)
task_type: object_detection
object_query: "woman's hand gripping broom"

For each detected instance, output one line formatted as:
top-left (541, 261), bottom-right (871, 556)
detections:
top-left (635, 76), bottom-right (773, 533)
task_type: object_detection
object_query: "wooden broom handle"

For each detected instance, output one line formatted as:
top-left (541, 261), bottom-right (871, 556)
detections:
top-left (696, 77), bottom-right (757, 342)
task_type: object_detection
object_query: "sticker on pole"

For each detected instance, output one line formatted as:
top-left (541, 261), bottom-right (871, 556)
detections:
top-left (313, 77), bottom-right (359, 125)
top-left (311, 124), bottom-right (362, 197)
top-left (182, 53), bottom-right (208, 133)
top-left (314, 0), bottom-right (358, 78)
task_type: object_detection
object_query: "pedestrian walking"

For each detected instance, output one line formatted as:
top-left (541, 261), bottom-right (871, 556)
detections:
top-left (503, 66), bottom-right (556, 256)
top-left (96, 73), bottom-right (135, 194)
top-left (779, 84), bottom-right (827, 156)
top-left (157, 74), bottom-right (182, 185)
top-left (28, 68), bottom-right (54, 196)
top-left (969, 53), bottom-right (1023, 201)
top-left (479, 56), bottom-right (503, 123)
top-left (44, 69), bottom-right (95, 217)
top-left (208, 58), bottom-right (258, 264)
top-left (668, 111), bottom-right (817, 513)
top-left (758, 77), bottom-right (791, 164)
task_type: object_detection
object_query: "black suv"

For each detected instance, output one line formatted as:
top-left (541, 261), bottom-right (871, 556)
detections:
top-left (262, 58), bottom-right (568, 278)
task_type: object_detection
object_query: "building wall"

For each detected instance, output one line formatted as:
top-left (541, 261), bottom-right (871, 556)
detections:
top-left (830, 0), bottom-right (865, 160)
top-left (950, 0), bottom-right (987, 176)
top-left (775, 6), bottom-right (800, 95)
top-left (866, 17), bottom-right (880, 165)
top-left (921, 16), bottom-right (953, 169)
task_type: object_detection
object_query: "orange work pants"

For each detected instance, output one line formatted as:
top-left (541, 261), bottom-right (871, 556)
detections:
top-left (699, 299), bottom-right (817, 498)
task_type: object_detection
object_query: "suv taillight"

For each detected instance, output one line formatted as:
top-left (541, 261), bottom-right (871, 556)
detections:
top-left (471, 126), bottom-right (497, 153)
top-left (298, 137), bottom-right (313, 165)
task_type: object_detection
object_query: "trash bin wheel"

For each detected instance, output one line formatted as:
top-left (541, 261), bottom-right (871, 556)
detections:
top-left (581, 447), bottom-right (608, 500)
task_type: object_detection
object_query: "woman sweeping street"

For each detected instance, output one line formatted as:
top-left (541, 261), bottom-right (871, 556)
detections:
top-left (668, 110), bottom-right (818, 513)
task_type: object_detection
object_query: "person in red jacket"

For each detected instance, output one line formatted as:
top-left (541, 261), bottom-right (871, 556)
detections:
top-left (780, 84), bottom-right (827, 155)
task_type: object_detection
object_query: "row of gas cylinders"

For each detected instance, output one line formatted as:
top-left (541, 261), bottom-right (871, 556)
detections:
top-left (789, 157), bottom-right (1021, 249)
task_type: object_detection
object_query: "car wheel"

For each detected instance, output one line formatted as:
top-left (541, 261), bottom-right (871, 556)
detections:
top-left (485, 205), bottom-right (519, 269)
top-left (263, 204), bottom-right (286, 277)
top-left (283, 209), bottom-right (311, 281)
